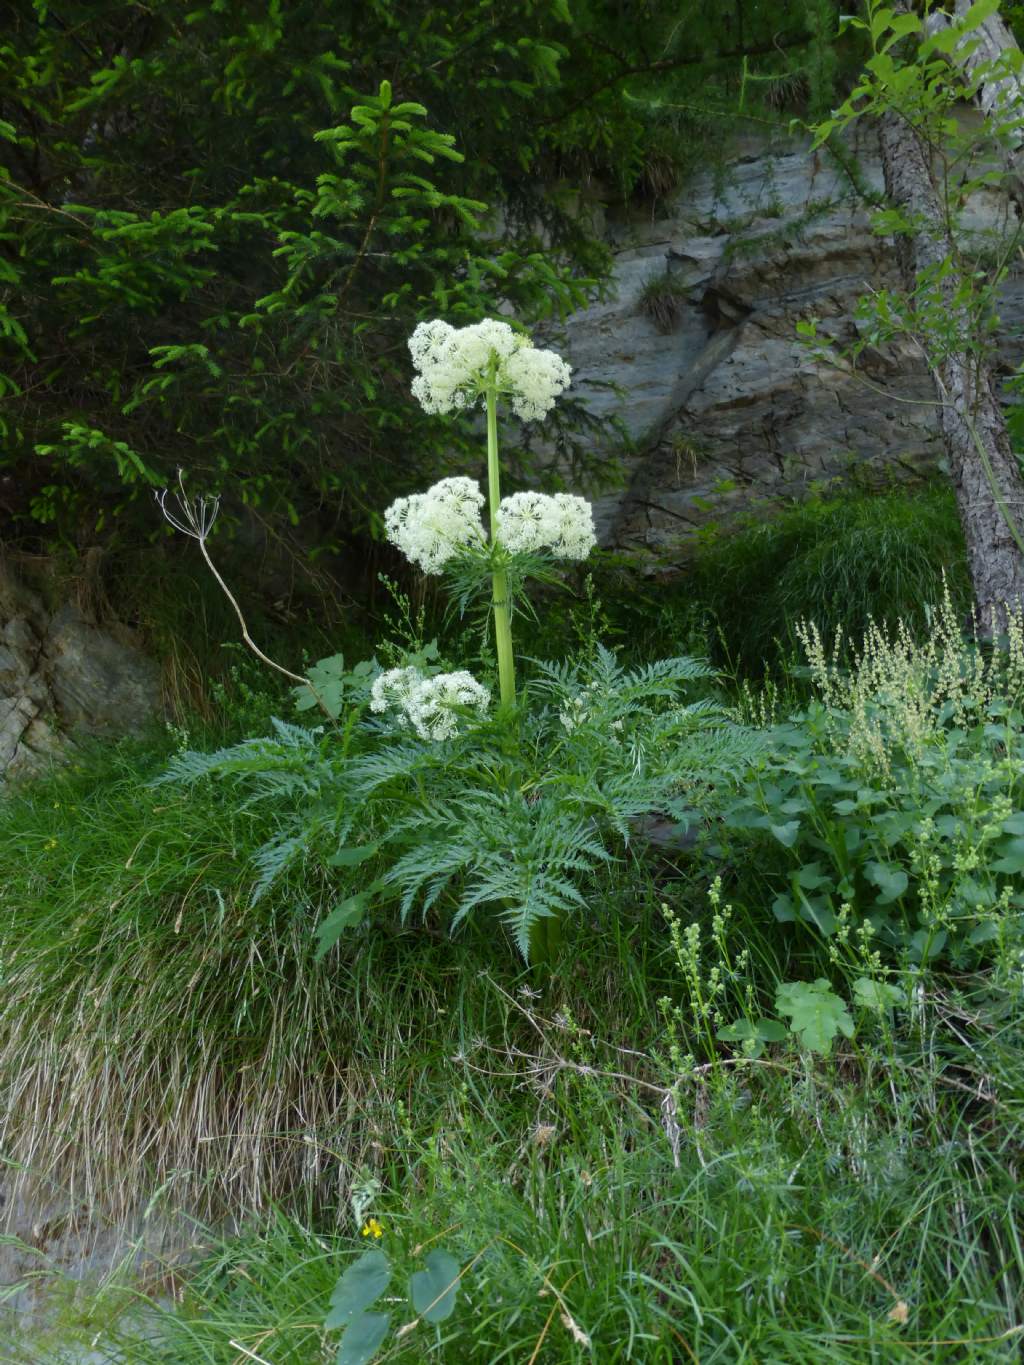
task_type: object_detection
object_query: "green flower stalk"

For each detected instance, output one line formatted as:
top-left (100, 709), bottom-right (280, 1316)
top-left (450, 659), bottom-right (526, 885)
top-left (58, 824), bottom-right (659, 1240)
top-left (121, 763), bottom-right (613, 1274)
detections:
top-left (485, 364), bottom-right (517, 709)
top-left (387, 318), bottom-right (579, 714)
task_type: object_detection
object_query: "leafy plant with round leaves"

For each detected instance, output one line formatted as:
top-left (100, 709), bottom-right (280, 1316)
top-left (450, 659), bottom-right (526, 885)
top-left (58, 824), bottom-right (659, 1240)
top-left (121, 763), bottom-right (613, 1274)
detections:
top-left (325, 1244), bottom-right (463, 1363)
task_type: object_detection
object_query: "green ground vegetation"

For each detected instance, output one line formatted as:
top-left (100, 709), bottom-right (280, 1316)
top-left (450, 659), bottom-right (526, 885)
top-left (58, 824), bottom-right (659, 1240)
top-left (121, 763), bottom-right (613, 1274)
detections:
top-left (3, 554), bottom-right (1024, 1363)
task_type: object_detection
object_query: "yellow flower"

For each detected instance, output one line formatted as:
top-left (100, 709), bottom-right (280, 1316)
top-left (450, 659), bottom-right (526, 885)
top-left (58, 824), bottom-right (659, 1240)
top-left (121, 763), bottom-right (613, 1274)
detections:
top-left (360, 1218), bottom-right (384, 1239)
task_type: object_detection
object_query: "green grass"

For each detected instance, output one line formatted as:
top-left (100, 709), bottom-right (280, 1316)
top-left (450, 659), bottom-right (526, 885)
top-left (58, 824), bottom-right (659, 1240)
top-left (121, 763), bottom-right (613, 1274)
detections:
top-left (507, 486), bottom-right (971, 682)
top-left (687, 484), bottom-right (972, 674)
top-left (2, 736), bottom-right (1023, 1361)
top-left (33, 973), bottom-right (1024, 1363)
top-left (5, 530), bottom-right (1024, 1362)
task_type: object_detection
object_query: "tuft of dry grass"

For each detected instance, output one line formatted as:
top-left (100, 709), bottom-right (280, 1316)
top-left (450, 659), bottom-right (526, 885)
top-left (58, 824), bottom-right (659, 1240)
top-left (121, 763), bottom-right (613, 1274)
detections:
top-left (0, 739), bottom-right (470, 1232)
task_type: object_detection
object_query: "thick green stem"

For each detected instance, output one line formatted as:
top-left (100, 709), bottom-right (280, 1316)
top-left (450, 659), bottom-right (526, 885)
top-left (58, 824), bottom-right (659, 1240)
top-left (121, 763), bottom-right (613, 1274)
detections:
top-left (528, 913), bottom-right (563, 969)
top-left (486, 380), bottom-right (516, 710)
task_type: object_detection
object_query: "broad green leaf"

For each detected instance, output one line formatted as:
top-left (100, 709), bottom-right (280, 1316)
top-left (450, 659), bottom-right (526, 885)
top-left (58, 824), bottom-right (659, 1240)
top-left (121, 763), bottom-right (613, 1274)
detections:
top-left (962, 0), bottom-right (1000, 30)
top-left (991, 836), bottom-right (1024, 874)
top-left (881, 12), bottom-right (921, 49)
top-left (325, 1250), bottom-right (391, 1330)
top-left (795, 861), bottom-right (831, 890)
top-left (853, 977), bottom-right (905, 1011)
top-left (410, 1249), bottom-right (460, 1323)
top-left (772, 893), bottom-right (796, 923)
top-left (968, 921), bottom-right (1000, 945)
top-left (921, 25), bottom-right (962, 56)
top-left (770, 820), bottom-right (801, 848)
top-left (716, 1019), bottom-right (754, 1042)
top-left (315, 893), bottom-right (372, 960)
top-left (327, 843), bottom-right (380, 868)
top-left (869, 6), bottom-right (895, 41)
top-left (1002, 813), bottom-right (1024, 835)
top-left (294, 653), bottom-right (347, 715)
top-left (907, 928), bottom-right (948, 963)
top-left (336, 1311), bottom-right (391, 1365)
top-left (775, 979), bottom-right (855, 1056)
top-left (717, 1017), bottom-right (787, 1043)
top-left (865, 861), bottom-right (908, 904)
top-left (796, 895), bottom-right (837, 936)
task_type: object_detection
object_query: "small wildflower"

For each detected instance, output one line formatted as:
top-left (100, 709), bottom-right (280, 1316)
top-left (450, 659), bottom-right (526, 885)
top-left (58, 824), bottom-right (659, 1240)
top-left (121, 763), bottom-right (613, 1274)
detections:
top-left (361, 1218), bottom-right (384, 1239)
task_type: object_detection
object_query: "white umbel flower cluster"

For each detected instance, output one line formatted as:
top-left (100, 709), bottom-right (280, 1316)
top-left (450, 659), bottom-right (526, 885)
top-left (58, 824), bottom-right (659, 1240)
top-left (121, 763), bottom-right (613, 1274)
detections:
top-left (370, 666), bottom-right (490, 741)
top-left (383, 476), bottom-right (485, 574)
top-left (408, 318), bottom-right (572, 421)
top-left (497, 491), bottom-right (596, 560)
top-left (384, 479), bottom-right (596, 573)
top-left (369, 666), bottom-right (422, 718)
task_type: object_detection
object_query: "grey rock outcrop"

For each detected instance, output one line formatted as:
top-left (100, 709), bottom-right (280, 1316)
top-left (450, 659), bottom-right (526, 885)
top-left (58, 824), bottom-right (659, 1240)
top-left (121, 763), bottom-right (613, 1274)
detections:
top-left (0, 563), bottom-right (161, 779)
top-left (561, 122), bottom-right (1024, 557)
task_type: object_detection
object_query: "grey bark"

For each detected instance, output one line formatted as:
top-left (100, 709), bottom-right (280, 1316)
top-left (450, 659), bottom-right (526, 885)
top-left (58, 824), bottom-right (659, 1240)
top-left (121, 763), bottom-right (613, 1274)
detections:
top-left (925, 1), bottom-right (1024, 172)
top-left (877, 103), bottom-right (1024, 630)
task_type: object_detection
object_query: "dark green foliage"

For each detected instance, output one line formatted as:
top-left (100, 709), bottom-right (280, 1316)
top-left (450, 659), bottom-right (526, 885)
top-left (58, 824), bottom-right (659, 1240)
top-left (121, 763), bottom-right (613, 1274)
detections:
top-left (8, 609), bottom-right (1024, 1360)
top-left (721, 601), bottom-right (1024, 968)
top-left (689, 486), bottom-right (972, 672)
top-left (0, 0), bottom-right (846, 576)
top-left (159, 646), bottom-right (758, 960)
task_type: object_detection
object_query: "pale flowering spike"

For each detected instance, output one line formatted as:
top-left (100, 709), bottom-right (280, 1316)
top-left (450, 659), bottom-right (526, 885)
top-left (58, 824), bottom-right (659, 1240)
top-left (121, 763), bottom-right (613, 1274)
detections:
top-left (369, 665), bottom-right (490, 740)
top-left (383, 476), bottom-right (486, 574)
top-left (408, 317), bottom-right (572, 421)
top-left (496, 490), bottom-right (596, 561)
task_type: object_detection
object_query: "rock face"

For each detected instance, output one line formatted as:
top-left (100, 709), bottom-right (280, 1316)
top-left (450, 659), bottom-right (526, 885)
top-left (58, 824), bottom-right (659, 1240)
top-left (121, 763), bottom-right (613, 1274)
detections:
top-left (561, 122), bottom-right (1024, 557)
top-left (0, 562), bottom-right (161, 779)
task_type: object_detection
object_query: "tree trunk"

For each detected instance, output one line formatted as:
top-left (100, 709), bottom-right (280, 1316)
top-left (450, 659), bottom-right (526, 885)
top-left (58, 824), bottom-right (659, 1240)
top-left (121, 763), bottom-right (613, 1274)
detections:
top-left (877, 106), bottom-right (1024, 631)
top-left (924, 1), bottom-right (1024, 184)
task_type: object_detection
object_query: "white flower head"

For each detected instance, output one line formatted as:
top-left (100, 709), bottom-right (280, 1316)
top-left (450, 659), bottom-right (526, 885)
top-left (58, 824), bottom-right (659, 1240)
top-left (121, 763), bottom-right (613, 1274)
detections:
top-left (405, 670), bottom-right (491, 741)
top-left (383, 476), bottom-right (485, 574)
top-left (370, 665), bottom-right (490, 741)
top-left (547, 493), bottom-right (596, 560)
top-left (408, 318), bottom-right (571, 422)
top-left (496, 490), bottom-right (596, 561)
top-left (369, 666), bottom-right (421, 716)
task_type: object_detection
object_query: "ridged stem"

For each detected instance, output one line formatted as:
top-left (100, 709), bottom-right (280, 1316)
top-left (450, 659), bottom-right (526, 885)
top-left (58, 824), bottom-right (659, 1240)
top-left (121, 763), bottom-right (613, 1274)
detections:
top-left (486, 378), bottom-right (516, 710)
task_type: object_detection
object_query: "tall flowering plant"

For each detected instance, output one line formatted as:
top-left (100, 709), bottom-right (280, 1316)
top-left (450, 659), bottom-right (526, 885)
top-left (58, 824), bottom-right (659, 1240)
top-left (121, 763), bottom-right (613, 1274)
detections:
top-left (158, 316), bottom-right (757, 967)
top-left (383, 319), bottom-right (594, 711)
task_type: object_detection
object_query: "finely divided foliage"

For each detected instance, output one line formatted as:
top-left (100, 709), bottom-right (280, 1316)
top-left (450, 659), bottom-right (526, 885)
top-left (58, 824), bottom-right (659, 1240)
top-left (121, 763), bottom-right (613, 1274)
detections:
top-left (157, 317), bottom-right (756, 960)
top-left (160, 647), bottom-right (758, 960)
